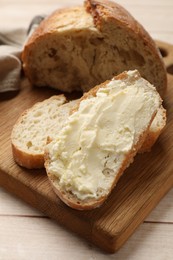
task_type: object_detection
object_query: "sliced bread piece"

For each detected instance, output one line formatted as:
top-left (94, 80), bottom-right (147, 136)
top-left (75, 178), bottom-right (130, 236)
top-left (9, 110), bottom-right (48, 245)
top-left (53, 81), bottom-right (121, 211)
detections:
top-left (11, 95), bottom-right (76, 169)
top-left (22, 0), bottom-right (167, 97)
top-left (44, 70), bottom-right (163, 210)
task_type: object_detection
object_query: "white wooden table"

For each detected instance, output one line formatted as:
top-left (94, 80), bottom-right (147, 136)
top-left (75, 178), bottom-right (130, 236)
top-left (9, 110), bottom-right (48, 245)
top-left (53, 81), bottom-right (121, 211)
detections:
top-left (0, 1), bottom-right (173, 259)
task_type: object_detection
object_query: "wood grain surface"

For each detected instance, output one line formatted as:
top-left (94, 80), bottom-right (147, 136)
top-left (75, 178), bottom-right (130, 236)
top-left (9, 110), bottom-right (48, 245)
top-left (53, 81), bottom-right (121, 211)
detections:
top-left (0, 39), bottom-right (173, 253)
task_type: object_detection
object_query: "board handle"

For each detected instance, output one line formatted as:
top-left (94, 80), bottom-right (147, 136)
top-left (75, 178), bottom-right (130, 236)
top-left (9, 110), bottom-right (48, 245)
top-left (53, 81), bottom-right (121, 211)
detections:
top-left (156, 40), bottom-right (173, 75)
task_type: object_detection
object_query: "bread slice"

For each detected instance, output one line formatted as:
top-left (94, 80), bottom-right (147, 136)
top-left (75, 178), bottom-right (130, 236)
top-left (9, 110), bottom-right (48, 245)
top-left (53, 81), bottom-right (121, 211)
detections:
top-left (44, 70), bottom-right (163, 210)
top-left (22, 0), bottom-right (167, 97)
top-left (11, 95), bottom-right (76, 169)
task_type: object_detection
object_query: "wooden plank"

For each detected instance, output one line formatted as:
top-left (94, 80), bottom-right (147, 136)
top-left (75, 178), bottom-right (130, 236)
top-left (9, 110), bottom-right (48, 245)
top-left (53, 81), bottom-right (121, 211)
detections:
top-left (0, 187), bottom-right (43, 216)
top-left (0, 216), bottom-right (173, 259)
top-left (0, 186), bottom-right (173, 222)
top-left (0, 41), bottom-right (173, 253)
top-left (145, 188), bottom-right (173, 223)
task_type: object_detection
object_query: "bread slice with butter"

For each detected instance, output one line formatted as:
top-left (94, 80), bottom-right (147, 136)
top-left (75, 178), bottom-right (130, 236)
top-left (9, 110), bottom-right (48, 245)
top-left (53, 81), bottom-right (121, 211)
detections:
top-left (44, 70), bottom-right (164, 210)
top-left (22, 0), bottom-right (167, 97)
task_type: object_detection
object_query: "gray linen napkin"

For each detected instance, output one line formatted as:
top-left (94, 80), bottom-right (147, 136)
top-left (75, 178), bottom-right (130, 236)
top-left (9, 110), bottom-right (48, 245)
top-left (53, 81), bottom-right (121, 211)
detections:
top-left (0, 15), bottom-right (46, 93)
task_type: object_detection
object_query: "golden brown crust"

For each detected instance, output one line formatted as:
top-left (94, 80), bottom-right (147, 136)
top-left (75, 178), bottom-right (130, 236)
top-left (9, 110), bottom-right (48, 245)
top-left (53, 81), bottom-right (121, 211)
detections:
top-left (86, 0), bottom-right (161, 59)
top-left (12, 143), bottom-right (44, 169)
top-left (22, 7), bottom-right (74, 48)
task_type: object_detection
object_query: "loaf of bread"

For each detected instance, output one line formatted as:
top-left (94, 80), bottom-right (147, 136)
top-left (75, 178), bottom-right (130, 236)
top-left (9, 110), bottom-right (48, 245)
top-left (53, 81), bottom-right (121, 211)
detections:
top-left (11, 95), bottom-right (76, 169)
top-left (22, 0), bottom-right (167, 97)
top-left (44, 70), bottom-right (163, 210)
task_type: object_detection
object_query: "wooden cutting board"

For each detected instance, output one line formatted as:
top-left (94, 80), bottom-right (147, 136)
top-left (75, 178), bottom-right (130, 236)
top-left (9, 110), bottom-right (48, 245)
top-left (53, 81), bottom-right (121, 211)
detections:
top-left (0, 41), bottom-right (173, 253)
